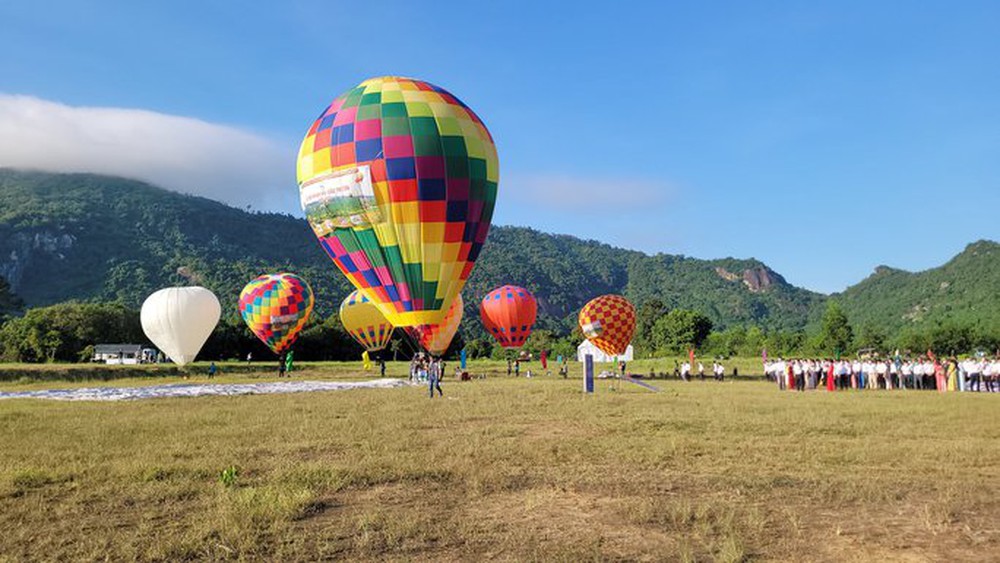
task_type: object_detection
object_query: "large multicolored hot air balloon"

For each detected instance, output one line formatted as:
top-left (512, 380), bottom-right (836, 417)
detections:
top-left (578, 295), bottom-right (636, 357)
top-left (405, 294), bottom-right (463, 356)
top-left (140, 286), bottom-right (221, 366)
top-left (340, 289), bottom-right (394, 352)
top-left (297, 76), bottom-right (499, 328)
top-left (480, 285), bottom-right (537, 348)
top-left (238, 273), bottom-right (314, 355)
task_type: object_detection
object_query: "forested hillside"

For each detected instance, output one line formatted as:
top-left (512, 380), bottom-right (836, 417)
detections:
top-left (0, 169), bottom-right (997, 349)
top-left (832, 240), bottom-right (1000, 341)
top-left (0, 169), bottom-right (828, 336)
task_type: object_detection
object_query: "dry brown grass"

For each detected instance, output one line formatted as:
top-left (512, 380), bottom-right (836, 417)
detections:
top-left (0, 371), bottom-right (998, 561)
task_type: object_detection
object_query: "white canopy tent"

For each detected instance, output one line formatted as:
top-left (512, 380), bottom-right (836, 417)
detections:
top-left (576, 340), bottom-right (634, 363)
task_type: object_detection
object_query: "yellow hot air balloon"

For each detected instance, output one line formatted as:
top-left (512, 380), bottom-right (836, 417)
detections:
top-left (297, 76), bottom-right (499, 327)
top-left (340, 290), bottom-right (394, 352)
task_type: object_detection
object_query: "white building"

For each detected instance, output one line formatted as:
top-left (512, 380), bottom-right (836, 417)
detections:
top-left (576, 340), bottom-right (634, 363)
top-left (92, 344), bottom-right (157, 364)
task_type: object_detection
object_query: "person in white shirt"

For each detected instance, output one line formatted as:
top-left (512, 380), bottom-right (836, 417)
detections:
top-left (901, 361), bottom-right (913, 390)
top-left (876, 361), bottom-right (888, 390)
top-left (836, 360), bottom-right (849, 390)
top-left (775, 359), bottom-right (787, 390)
top-left (966, 359), bottom-right (982, 392)
top-left (987, 360), bottom-right (998, 392)
top-left (681, 361), bottom-right (691, 382)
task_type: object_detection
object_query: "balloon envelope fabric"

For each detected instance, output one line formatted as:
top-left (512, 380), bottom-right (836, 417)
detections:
top-left (578, 295), bottom-right (636, 357)
top-left (480, 285), bottom-right (537, 348)
top-left (297, 76), bottom-right (498, 328)
top-left (405, 294), bottom-right (463, 356)
top-left (340, 290), bottom-right (394, 352)
top-left (239, 273), bottom-right (315, 355)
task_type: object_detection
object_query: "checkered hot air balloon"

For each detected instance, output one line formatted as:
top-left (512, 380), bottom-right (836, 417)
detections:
top-left (297, 76), bottom-right (498, 328)
top-left (340, 290), bottom-right (394, 352)
top-left (578, 295), bottom-right (636, 357)
top-left (480, 285), bottom-right (537, 348)
top-left (405, 294), bottom-right (463, 356)
top-left (238, 273), bottom-right (314, 355)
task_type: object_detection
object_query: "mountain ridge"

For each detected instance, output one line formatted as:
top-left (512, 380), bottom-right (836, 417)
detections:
top-left (0, 168), bottom-right (996, 340)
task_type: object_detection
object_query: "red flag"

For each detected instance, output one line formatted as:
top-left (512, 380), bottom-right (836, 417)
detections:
top-left (688, 348), bottom-right (695, 365)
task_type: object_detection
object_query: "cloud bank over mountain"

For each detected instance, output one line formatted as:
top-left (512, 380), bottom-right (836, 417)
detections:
top-left (0, 94), bottom-right (299, 212)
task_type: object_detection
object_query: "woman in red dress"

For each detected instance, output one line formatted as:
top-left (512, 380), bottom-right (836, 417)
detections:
top-left (826, 360), bottom-right (835, 391)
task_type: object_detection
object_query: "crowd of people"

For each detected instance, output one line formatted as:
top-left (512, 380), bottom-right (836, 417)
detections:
top-left (763, 356), bottom-right (1000, 392)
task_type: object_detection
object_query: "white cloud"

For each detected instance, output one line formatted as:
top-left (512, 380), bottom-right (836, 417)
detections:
top-left (503, 173), bottom-right (675, 212)
top-left (0, 94), bottom-right (299, 212)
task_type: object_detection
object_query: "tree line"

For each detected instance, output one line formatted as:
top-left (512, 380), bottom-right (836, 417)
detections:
top-left (1, 287), bottom-right (997, 364)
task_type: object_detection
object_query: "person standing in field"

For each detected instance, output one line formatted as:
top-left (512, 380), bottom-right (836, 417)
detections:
top-left (514, 359), bottom-right (520, 377)
top-left (697, 362), bottom-right (705, 381)
top-left (507, 358), bottom-right (512, 377)
top-left (278, 353), bottom-right (287, 377)
top-left (428, 358), bottom-right (443, 398)
top-left (875, 360), bottom-right (887, 389)
top-left (208, 362), bottom-right (217, 379)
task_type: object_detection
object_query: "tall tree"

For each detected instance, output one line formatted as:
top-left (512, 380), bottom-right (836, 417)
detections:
top-left (652, 309), bottom-right (713, 354)
top-left (634, 298), bottom-right (669, 354)
top-left (818, 302), bottom-right (853, 356)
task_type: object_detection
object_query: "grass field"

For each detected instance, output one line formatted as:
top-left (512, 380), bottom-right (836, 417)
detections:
top-left (1, 363), bottom-right (998, 561)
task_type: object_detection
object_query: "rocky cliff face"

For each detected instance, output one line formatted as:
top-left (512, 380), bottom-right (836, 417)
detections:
top-left (715, 265), bottom-right (782, 293)
top-left (0, 230), bottom-right (76, 292)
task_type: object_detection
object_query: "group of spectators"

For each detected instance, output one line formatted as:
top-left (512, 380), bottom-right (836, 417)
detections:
top-left (763, 356), bottom-right (1000, 392)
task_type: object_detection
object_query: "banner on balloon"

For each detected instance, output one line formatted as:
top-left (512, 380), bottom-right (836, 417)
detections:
top-left (300, 165), bottom-right (382, 235)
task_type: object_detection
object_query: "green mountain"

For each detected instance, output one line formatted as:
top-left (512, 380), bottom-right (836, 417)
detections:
top-left (831, 240), bottom-right (1000, 338)
top-left (1, 169), bottom-right (996, 343)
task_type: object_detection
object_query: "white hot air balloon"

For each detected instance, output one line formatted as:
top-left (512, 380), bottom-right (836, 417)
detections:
top-left (140, 287), bottom-right (221, 366)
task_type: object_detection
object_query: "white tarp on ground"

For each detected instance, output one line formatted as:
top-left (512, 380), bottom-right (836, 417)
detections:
top-left (0, 379), bottom-right (409, 402)
top-left (576, 340), bottom-right (634, 363)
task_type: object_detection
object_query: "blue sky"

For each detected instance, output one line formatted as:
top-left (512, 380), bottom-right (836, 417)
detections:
top-left (1, 1), bottom-right (997, 293)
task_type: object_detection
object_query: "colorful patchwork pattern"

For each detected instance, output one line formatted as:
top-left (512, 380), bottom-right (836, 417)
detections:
top-left (480, 285), bottom-right (537, 349)
top-left (297, 76), bottom-right (499, 328)
top-left (404, 294), bottom-right (463, 356)
top-left (340, 290), bottom-right (394, 352)
top-left (238, 273), bottom-right (314, 355)
top-left (578, 295), bottom-right (636, 357)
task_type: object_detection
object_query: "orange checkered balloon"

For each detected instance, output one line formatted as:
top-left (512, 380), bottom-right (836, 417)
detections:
top-left (405, 294), bottom-right (463, 356)
top-left (578, 295), bottom-right (636, 356)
